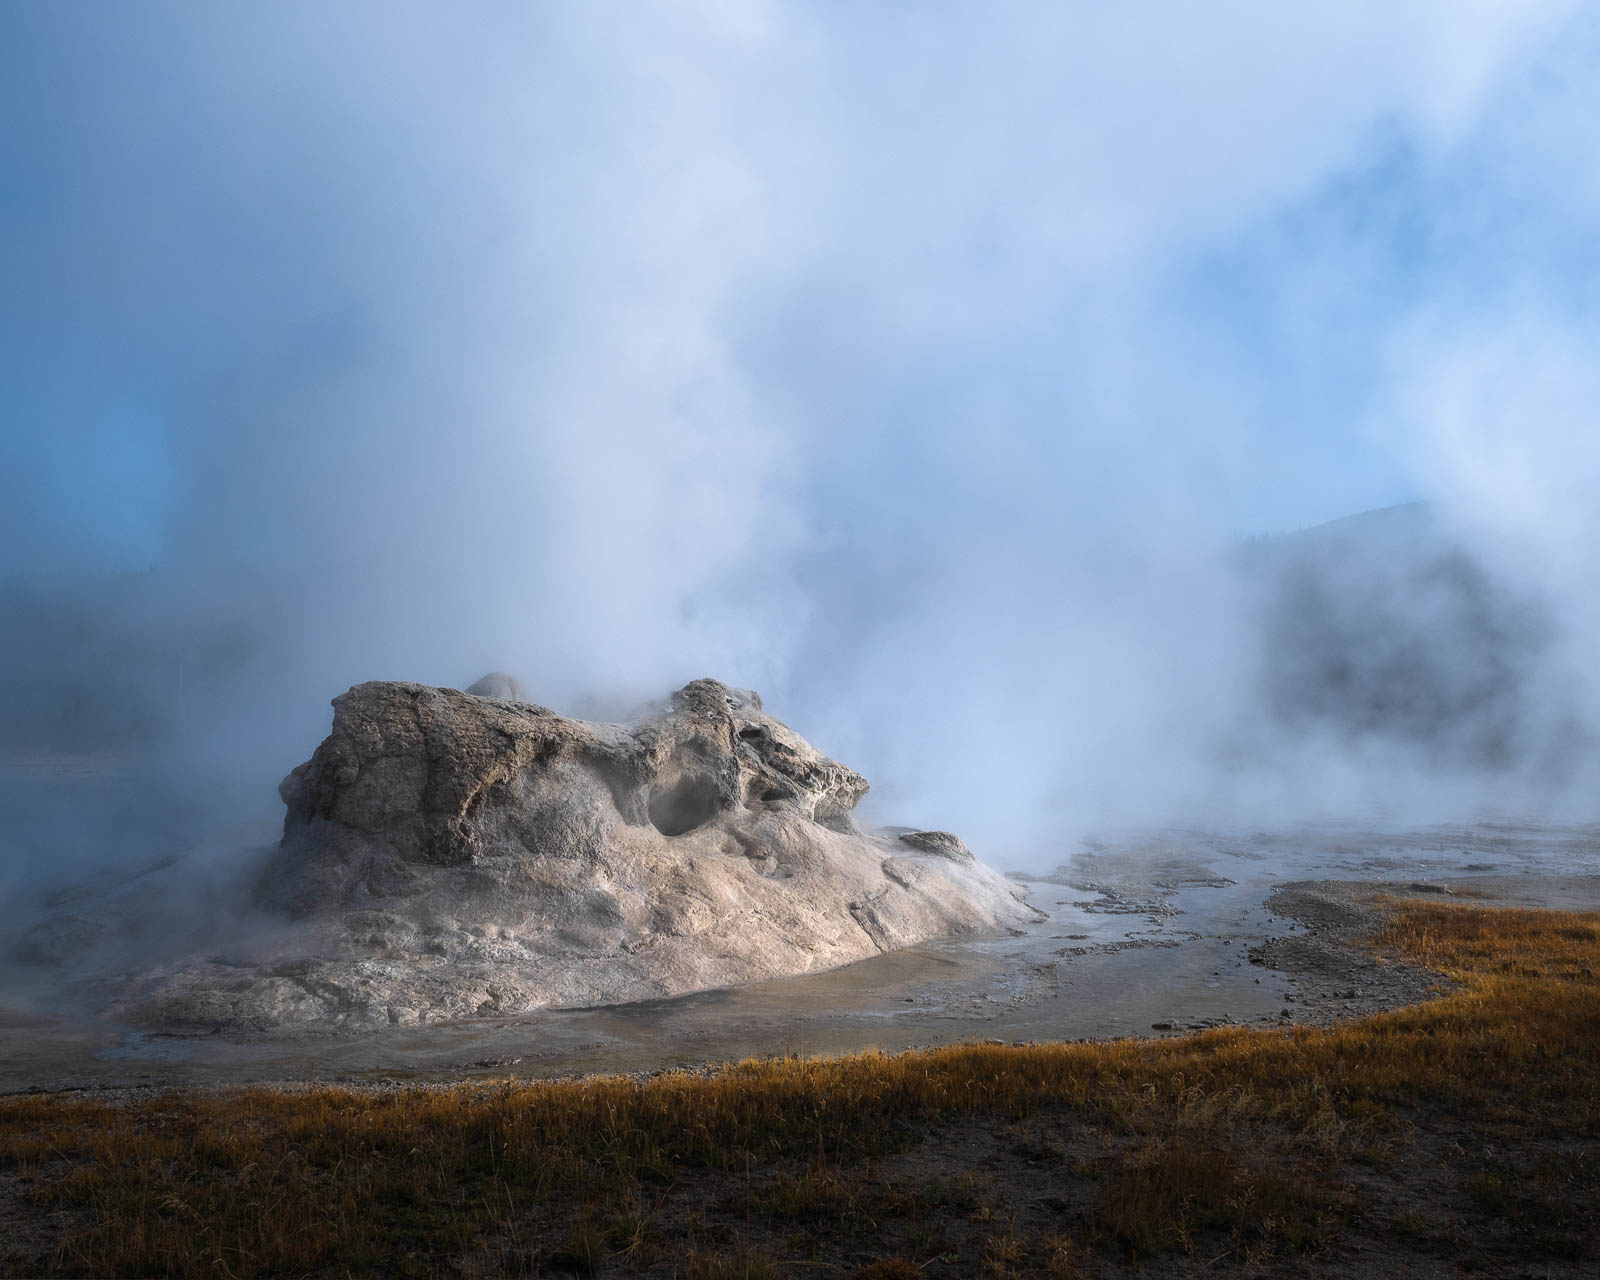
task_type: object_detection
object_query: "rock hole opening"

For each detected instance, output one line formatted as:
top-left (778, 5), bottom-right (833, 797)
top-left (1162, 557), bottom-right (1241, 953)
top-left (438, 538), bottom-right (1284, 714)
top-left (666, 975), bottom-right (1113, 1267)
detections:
top-left (648, 773), bottom-right (722, 837)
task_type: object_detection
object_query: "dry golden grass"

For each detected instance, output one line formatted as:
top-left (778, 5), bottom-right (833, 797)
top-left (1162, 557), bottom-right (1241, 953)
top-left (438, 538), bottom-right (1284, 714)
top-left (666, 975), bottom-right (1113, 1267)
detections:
top-left (2, 898), bottom-right (1598, 1276)
top-left (1377, 897), bottom-right (1600, 981)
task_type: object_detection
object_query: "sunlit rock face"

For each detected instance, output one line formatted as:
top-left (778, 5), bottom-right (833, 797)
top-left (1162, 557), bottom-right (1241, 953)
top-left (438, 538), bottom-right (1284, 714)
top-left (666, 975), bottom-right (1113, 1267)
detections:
top-left (130, 677), bottom-right (1035, 1032)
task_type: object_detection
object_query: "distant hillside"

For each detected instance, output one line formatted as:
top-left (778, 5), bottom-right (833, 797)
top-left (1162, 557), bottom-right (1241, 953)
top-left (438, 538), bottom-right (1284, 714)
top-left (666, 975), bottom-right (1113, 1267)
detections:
top-left (0, 571), bottom-right (260, 753)
top-left (1240, 503), bottom-right (1578, 772)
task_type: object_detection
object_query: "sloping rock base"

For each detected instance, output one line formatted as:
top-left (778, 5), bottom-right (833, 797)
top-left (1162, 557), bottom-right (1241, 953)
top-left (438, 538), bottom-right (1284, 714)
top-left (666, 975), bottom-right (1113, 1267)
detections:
top-left (126, 678), bottom-right (1036, 1032)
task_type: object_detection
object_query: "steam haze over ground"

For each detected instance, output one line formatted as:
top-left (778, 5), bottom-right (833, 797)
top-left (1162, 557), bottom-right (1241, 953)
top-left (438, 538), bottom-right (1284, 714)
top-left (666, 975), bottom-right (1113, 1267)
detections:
top-left (4, 2), bottom-right (1600, 902)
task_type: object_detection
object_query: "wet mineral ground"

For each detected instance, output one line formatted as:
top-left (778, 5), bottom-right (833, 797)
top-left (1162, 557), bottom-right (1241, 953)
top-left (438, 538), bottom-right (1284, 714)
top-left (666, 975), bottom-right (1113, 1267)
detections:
top-left (2, 819), bottom-right (1598, 1094)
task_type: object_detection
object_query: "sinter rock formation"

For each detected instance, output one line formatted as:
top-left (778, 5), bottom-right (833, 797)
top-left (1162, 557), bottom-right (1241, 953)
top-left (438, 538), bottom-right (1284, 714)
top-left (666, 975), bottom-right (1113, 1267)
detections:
top-left (465, 671), bottom-right (529, 702)
top-left (127, 677), bottom-right (1036, 1031)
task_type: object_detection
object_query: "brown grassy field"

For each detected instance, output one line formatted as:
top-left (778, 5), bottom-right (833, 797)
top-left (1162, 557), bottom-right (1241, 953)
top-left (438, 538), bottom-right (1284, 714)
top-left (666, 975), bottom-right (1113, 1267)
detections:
top-left (2, 896), bottom-right (1597, 1277)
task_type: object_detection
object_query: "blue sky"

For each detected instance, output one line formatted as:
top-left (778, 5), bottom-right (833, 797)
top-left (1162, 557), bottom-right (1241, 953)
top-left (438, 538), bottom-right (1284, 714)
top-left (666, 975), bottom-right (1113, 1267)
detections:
top-left (4, 3), bottom-right (1599, 842)
top-left (2, 2), bottom-right (1587, 572)
top-left (3, 4), bottom-right (1591, 550)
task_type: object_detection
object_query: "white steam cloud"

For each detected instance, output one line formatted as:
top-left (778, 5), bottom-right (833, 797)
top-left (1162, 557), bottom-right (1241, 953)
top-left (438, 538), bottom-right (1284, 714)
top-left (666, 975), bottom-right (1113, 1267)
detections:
top-left (2, 1), bottom-right (1597, 887)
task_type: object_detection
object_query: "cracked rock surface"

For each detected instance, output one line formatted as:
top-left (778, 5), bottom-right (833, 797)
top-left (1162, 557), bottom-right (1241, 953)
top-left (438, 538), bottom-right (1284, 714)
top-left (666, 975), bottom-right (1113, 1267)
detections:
top-left (114, 678), bottom-right (1036, 1033)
